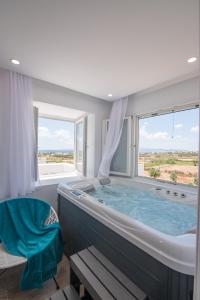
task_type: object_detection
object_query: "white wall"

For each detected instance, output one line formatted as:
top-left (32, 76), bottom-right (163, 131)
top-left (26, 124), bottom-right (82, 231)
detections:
top-left (126, 76), bottom-right (200, 116)
top-left (28, 184), bottom-right (58, 210)
top-left (32, 78), bottom-right (112, 176)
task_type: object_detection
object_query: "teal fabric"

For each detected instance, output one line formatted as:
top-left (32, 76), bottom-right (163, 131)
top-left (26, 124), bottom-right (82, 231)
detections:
top-left (0, 198), bottom-right (64, 290)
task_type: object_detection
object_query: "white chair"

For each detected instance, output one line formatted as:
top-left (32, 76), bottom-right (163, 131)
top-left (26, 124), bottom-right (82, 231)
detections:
top-left (0, 204), bottom-right (59, 288)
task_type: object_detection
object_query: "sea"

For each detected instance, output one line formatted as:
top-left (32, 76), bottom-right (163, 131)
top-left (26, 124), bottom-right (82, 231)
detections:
top-left (38, 149), bottom-right (74, 154)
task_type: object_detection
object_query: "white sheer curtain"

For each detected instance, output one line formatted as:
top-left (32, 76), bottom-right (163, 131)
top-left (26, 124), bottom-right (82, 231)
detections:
top-left (98, 97), bottom-right (128, 177)
top-left (0, 69), bottom-right (36, 198)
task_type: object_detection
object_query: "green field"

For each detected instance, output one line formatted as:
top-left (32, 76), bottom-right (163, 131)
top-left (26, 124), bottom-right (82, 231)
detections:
top-left (38, 152), bottom-right (74, 164)
top-left (139, 151), bottom-right (198, 186)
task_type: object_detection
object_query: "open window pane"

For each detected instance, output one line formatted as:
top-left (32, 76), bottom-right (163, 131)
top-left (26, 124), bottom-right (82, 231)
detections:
top-left (103, 117), bottom-right (131, 176)
top-left (138, 107), bottom-right (199, 186)
top-left (38, 117), bottom-right (75, 178)
top-left (111, 118), bottom-right (129, 173)
top-left (75, 119), bottom-right (84, 173)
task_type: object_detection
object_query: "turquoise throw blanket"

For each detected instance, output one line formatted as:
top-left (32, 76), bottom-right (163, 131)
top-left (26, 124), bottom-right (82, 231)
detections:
top-left (0, 198), bottom-right (64, 290)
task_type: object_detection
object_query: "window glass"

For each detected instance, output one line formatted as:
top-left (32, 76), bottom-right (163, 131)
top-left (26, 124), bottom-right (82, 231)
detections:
top-left (138, 107), bottom-right (199, 186)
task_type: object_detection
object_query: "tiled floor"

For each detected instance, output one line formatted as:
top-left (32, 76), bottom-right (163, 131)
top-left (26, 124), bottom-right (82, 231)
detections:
top-left (0, 255), bottom-right (69, 300)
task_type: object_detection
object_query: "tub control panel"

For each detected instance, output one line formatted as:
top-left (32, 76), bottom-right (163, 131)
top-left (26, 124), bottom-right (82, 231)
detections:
top-left (71, 190), bottom-right (83, 197)
top-left (69, 190), bottom-right (87, 199)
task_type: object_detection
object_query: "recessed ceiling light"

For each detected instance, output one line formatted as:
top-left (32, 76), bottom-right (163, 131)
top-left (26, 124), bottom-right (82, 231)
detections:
top-left (187, 57), bottom-right (197, 63)
top-left (11, 59), bottom-right (20, 65)
top-left (108, 93), bottom-right (112, 97)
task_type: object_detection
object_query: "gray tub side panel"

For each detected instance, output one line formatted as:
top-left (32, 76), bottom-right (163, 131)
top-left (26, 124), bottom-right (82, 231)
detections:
top-left (58, 194), bottom-right (194, 300)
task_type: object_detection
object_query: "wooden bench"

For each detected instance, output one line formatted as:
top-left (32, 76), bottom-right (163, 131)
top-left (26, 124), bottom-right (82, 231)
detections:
top-left (50, 246), bottom-right (148, 300)
top-left (50, 286), bottom-right (80, 300)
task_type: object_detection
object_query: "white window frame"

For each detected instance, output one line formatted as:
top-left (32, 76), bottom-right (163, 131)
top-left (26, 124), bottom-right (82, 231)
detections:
top-left (134, 103), bottom-right (199, 186)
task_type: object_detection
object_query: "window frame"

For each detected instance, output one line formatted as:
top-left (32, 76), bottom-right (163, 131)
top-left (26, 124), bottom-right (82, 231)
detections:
top-left (134, 102), bottom-right (199, 186)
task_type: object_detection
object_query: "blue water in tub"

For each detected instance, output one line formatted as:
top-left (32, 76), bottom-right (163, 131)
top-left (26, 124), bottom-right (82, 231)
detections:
top-left (87, 184), bottom-right (197, 235)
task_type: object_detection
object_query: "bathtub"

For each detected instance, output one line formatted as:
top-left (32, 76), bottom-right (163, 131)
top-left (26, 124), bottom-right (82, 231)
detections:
top-left (57, 177), bottom-right (196, 300)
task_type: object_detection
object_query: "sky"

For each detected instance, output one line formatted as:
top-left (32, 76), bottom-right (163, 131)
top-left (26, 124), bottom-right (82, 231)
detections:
top-left (139, 108), bottom-right (199, 151)
top-left (38, 117), bottom-right (74, 150)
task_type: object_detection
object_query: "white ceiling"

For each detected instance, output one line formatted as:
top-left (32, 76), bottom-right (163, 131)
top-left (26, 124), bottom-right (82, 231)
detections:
top-left (34, 101), bottom-right (85, 121)
top-left (0, 0), bottom-right (199, 101)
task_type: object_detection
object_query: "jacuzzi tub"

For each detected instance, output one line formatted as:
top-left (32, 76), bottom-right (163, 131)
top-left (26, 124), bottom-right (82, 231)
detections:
top-left (57, 177), bottom-right (197, 300)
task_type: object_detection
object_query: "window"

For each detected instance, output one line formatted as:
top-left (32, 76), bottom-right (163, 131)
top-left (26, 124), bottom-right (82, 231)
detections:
top-left (38, 117), bottom-right (75, 178)
top-left (138, 107), bottom-right (199, 186)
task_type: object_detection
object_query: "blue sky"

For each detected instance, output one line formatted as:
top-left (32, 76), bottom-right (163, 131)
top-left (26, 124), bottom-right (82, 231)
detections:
top-left (139, 108), bottom-right (199, 151)
top-left (38, 108), bottom-right (199, 152)
top-left (38, 118), bottom-right (74, 150)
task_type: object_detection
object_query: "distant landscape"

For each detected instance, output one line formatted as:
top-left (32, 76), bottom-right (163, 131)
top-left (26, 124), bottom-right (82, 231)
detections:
top-left (38, 149), bottom-right (198, 186)
top-left (139, 149), bottom-right (198, 186)
top-left (38, 149), bottom-right (74, 164)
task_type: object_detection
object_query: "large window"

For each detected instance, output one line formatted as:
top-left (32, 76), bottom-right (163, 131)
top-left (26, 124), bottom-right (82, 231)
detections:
top-left (38, 117), bottom-right (75, 178)
top-left (138, 107), bottom-right (199, 186)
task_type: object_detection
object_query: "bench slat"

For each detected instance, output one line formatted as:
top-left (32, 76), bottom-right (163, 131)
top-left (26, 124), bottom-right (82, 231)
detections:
top-left (78, 249), bottom-right (137, 300)
top-left (63, 286), bottom-right (80, 300)
top-left (50, 289), bottom-right (66, 300)
top-left (70, 253), bottom-right (114, 300)
top-left (89, 246), bottom-right (147, 300)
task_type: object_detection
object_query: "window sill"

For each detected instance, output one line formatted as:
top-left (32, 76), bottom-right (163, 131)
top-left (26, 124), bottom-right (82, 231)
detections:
top-left (36, 172), bottom-right (83, 186)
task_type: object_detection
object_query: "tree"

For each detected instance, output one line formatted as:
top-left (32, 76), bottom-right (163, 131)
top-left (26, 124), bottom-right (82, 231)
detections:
top-left (170, 171), bottom-right (177, 183)
top-left (194, 177), bottom-right (198, 186)
top-left (166, 158), bottom-right (176, 164)
top-left (149, 168), bottom-right (160, 179)
top-left (192, 158), bottom-right (198, 166)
